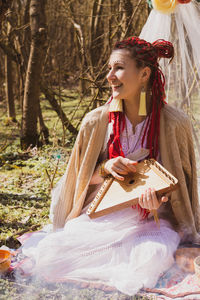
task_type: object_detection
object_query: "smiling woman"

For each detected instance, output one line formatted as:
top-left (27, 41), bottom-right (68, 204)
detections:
top-left (107, 50), bottom-right (149, 114)
top-left (17, 36), bottom-right (200, 296)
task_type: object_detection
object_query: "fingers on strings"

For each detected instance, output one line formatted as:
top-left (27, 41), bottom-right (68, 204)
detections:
top-left (139, 188), bottom-right (165, 210)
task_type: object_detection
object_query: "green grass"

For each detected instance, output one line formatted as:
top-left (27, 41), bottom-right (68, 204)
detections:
top-left (0, 88), bottom-right (102, 248)
top-left (0, 91), bottom-right (155, 299)
top-left (0, 88), bottom-right (199, 299)
top-left (0, 90), bottom-right (84, 248)
top-left (0, 277), bottom-right (157, 300)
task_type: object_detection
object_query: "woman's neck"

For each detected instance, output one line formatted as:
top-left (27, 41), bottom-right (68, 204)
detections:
top-left (122, 93), bottom-right (151, 129)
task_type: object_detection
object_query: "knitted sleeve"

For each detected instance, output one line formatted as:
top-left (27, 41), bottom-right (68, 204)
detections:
top-left (171, 112), bottom-right (200, 236)
top-left (178, 117), bottom-right (200, 232)
top-left (50, 106), bottom-right (108, 230)
top-left (50, 124), bottom-right (84, 230)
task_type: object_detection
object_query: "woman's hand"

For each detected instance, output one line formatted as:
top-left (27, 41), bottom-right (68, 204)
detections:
top-left (138, 188), bottom-right (168, 210)
top-left (104, 156), bottom-right (137, 181)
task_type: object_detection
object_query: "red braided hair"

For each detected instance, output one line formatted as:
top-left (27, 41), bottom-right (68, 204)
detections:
top-left (108, 110), bottom-right (126, 159)
top-left (108, 36), bottom-right (174, 159)
top-left (107, 36), bottom-right (174, 219)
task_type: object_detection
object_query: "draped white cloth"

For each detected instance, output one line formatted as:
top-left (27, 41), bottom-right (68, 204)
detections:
top-left (140, 1), bottom-right (200, 106)
top-left (21, 207), bottom-right (180, 296)
top-left (20, 115), bottom-right (180, 296)
top-left (140, 0), bottom-right (200, 172)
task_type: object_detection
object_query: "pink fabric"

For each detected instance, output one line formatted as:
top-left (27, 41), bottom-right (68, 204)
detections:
top-left (120, 115), bottom-right (148, 157)
top-left (120, 114), bottom-right (161, 162)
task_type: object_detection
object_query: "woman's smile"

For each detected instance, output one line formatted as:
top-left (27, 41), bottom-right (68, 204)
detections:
top-left (107, 49), bottom-right (141, 101)
top-left (112, 83), bottom-right (123, 90)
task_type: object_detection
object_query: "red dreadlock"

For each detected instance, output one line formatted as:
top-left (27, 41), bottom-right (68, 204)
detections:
top-left (107, 36), bottom-right (174, 218)
top-left (108, 110), bottom-right (126, 159)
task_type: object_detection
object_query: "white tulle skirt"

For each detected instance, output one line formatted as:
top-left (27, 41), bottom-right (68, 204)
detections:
top-left (21, 205), bottom-right (180, 296)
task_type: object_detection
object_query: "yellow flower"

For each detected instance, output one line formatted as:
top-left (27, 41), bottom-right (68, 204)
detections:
top-left (152, 0), bottom-right (178, 14)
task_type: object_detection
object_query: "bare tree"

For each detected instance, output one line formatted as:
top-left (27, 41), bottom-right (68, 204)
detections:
top-left (21, 0), bottom-right (47, 149)
top-left (40, 84), bottom-right (78, 136)
top-left (4, 19), bottom-right (16, 120)
top-left (0, 0), bottom-right (150, 145)
top-left (0, 0), bottom-right (13, 28)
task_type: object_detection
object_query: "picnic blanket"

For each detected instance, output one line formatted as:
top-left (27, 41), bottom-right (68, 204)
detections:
top-left (1, 230), bottom-right (200, 300)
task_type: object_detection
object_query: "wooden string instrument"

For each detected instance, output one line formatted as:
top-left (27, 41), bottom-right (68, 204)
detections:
top-left (86, 159), bottom-right (179, 222)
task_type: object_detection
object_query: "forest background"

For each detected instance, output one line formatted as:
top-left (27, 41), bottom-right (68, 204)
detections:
top-left (0, 0), bottom-right (152, 248)
top-left (0, 0), bottom-right (200, 247)
top-left (0, 0), bottom-right (200, 298)
top-left (0, 0), bottom-right (200, 248)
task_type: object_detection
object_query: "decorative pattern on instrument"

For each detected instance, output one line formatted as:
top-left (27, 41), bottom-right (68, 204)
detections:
top-left (86, 177), bottom-right (114, 215)
top-left (145, 159), bottom-right (176, 184)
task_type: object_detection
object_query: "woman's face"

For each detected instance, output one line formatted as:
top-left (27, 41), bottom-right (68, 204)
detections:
top-left (107, 49), bottom-right (147, 101)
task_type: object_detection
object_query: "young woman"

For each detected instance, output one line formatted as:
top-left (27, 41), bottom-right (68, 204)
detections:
top-left (21, 36), bottom-right (200, 296)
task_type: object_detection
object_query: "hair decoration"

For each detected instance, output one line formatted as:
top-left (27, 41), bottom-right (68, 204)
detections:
top-left (151, 0), bottom-right (177, 14)
top-left (147, 0), bottom-right (194, 13)
top-left (108, 36), bottom-right (174, 220)
top-left (110, 37), bottom-right (174, 159)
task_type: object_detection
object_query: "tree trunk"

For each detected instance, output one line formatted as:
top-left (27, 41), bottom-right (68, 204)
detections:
top-left (21, 0), bottom-right (47, 149)
top-left (5, 52), bottom-right (15, 120)
top-left (5, 21), bottom-right (15, 120)
top-left (90, 0), bottom-right (104, 68)
top-left (0, 0), bottom-right (13, 29)
top-left (18, 0), bottom-right (31, 108)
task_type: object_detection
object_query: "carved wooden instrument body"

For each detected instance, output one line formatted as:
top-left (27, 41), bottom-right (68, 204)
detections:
top-left (86, 159), bottom-right (179, 219)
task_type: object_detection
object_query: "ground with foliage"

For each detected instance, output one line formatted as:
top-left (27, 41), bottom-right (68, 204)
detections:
top-left (0, 92), bottom-right (199, 300)
top-left (0, 93), bottom-right (154, 299)
top-left (0, 91), bottom-right (79, 249)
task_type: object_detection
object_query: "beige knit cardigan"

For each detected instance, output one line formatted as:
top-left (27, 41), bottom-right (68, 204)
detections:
top-left (50, 103), bottom-right (200, 243)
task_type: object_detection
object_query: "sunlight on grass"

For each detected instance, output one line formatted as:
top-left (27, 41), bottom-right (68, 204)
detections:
top-left (0, 88), bottom-right (199, 300)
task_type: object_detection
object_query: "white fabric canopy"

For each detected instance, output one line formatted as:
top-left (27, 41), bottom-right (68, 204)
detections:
top-left (140, 0), bottom-right (200, 166)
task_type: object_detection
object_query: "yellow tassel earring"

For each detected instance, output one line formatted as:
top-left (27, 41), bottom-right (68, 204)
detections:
top-left (138, 87), bottom-right (147, 116)
top-left (109, 98), bottom-right (123, 112)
